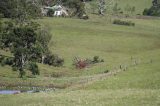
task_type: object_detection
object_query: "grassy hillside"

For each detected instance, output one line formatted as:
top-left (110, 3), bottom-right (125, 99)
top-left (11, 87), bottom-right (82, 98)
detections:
top-left (0, 0), bottom-right (160, 105)
top-left (0, 16), bottom-right (160, 105)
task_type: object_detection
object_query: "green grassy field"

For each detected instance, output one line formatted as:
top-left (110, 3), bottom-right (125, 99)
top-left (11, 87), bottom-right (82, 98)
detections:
top-left (0, 0), bottom-right (160, 105)
top-left (0, 16), bottom-right (160, 105)
top-left (0, 89), bottom-right (160, 106)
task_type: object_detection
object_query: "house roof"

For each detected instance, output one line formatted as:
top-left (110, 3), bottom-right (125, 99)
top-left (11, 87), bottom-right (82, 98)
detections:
top-left (44, 5), bottom-right (62, 10)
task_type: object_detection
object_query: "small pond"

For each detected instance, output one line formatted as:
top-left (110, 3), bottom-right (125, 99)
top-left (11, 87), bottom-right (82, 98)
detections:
top-left (0, 90), bottom-right (21, 94)
top-left (0, 90), bottom-right (39, 94)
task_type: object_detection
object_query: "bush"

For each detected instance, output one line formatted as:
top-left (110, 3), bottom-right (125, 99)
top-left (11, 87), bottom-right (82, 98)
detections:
top-left (5, 57), bottom-right (14, 65)
top-left (113, 19), bottom-right (135, 26)
top-left (143, 8), bottom-right (149, 15)
top-left (29, 62), bottom-right (39, 75)
top-left (44, 54), bottom-right (54, 65)
top-left (0, 59), bottom-right (6, 66)
top-left (143, 6), bottom-right (160, 16)
top-left (44, 54), bottom-right (64, 67)
top-left (93, 56), bottom-right (100, 63)
top-left (47, 9), bottom-right (55, 17)
top-left (0, 56), bottom-right (14, 66)
top-left (104, 70), bottom-right (109, 73)
top-left (100, 59), bottom-right (104, 62)
top-left (92, 56), bottom-right (104, 63)
top-left (0, 55), bottom-right (5, 63)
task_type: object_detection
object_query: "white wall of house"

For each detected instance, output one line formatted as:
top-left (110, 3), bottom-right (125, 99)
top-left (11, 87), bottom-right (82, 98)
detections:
top-left (54, 11), bottom-right (62, 16)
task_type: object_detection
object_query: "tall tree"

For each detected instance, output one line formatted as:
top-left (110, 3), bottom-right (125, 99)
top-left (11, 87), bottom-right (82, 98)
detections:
top-left (0, 0), bottom-right (16, 18)
top-left (0, 0), bottom-right (51, 77)
top-left (1, 21), bottom-right (41, 77)
top-left (0, 0), bottom-right (41, 18)
top-left (56, 0), bottom-right (86, 17)
top-left (98, 0), bottom-right (106, 15)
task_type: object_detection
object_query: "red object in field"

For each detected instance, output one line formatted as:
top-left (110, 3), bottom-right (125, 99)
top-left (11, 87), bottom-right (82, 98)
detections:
top-left (76, 60), bottom-right (87, 69)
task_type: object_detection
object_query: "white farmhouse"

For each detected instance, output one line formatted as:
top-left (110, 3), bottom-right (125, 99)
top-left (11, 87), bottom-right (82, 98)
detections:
top-left (42, 5), bottom-right (69, 17)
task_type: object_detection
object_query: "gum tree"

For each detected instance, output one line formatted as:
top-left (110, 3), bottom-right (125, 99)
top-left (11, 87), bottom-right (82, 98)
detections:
top-left (0, 0), bottom-right (51, 77)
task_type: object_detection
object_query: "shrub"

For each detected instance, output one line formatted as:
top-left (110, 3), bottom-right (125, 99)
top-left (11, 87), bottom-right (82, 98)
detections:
top-left (0, 56), bottom-right (14, 66)
top-left (113, 19), bottom-right (135, 26)
top-left (92, 56), bottom-right (104, 63)
top-left (0, 55), bottom-right (5, 63)
top-left (5, 57), bottom-right (14, 66)
top-left (93, 56), bottom-right (100, 63)
top-left (29, 62), bottom-right (39, 75)
top-left (100, 59), bottom-right (104, 62)
top-left (44, 54), bottom-right (64, 67)
top-left (85, 58), bottom-right (93, 65)
top-left (104, 70), bottom-right (109, 73)
top-left (143, 7), bottom-right (160, 16)
top-left (53, 55), bottom-right (64, 67)
top-left (73, 57), bottom-right (89, 69)
top-left (143, 8), bottom-right (149, 15)
top-left (44, 54), bottom-right (54, 65)
top-left (0, 59), bottom-right (6, 66)
top-left (47, 9), bottom-right (54, 17)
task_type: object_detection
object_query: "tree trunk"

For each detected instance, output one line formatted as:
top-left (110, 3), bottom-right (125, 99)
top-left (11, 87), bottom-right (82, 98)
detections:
top-left (41, 55), bottom-right (45, 64)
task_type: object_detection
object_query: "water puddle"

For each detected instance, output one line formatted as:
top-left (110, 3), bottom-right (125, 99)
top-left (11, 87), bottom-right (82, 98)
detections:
top-left (0, 90), bottom-right (21, 94)
top-left (0, 88), bottom-right (56, 94)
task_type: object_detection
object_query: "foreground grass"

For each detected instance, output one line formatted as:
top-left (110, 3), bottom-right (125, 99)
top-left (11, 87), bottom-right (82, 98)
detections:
top-left (0, 89), bottom-right (159, 106)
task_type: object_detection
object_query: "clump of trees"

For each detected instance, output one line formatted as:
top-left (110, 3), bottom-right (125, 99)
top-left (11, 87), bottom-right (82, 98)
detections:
top-left (0, 0), bottom-right (64, 78)
top-left (58, 0), bottom-right (87, 18)
top-left (0, 0), bottom-right (87, 19)
top-left (143, 0), bottom-right (160, 16)
top-left (0, 20), bottom-right (42, 77)
top-left (0, 0), bottom-right (42, 18)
